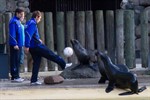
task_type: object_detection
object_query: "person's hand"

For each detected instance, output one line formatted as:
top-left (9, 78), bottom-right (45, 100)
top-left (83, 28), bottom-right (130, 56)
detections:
top-left (24, 47), bottom-right (29, 54)
top-left (14, 45), bottom-right (19, 50)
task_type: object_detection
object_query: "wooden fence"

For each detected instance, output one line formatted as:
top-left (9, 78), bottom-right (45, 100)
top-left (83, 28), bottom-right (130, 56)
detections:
top-left (0, 10), bottom-right (149, 72)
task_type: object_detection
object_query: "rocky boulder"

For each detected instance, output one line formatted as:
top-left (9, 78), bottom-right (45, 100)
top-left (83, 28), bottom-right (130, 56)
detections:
top-left (44, 75), bottom-right (64, 84)
top-left (60, 64), bottom-right (100, 79)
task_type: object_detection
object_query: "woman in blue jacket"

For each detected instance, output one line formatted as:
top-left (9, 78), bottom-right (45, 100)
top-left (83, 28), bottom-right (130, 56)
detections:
top-left (25, 11), bottom-right (72, 85)
top-left (9, 8), bottom-right (25, 82)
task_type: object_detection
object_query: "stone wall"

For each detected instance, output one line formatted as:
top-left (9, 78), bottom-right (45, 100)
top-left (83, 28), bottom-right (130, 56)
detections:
top-left (0, 0), bottom-right (6, 13)
top-left (0, 0), bottom-right (29, 13)
top-left (130, 0), bottom-right (150, 6)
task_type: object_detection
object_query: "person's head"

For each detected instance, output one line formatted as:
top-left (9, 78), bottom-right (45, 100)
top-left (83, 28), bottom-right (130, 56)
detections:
top-left (15, 8), bottom-right (25, 21)
top-left (32, 11), bottom-right (42, 23)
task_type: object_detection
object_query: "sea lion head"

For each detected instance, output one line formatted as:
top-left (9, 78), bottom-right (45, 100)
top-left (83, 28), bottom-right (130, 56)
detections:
top-left (96, 51), bottom-right (111, 64)
top-left (70, 39), bottom-right (90, 64)
top-left (71, 39), bottom-right (83, 49)
top-left (70, 39), bottom-right (87, 54)
top-left (70, 39), bottom-right (79, 48)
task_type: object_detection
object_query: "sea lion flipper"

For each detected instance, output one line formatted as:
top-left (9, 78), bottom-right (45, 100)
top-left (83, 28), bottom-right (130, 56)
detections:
top-left (89, 64), bottom-right (97, 71)
top-left (118, 91), bottom-right (134, 96)
top-left (105, 86), bottom-right (114, 93)
top-left (138, 86), bottom-right (147, 93)
top-left (105, 82), bottom-right (115, 93)
top-left (119, 86), bottom-right (147, 96)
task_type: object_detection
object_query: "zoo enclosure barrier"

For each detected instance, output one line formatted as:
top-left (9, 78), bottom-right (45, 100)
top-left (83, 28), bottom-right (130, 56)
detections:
top-left (0, 9), bottom-right (149, 72)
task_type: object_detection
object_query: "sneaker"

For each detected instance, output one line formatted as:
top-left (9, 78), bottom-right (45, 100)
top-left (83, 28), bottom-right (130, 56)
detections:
top-left (11, 78), bottom-right (24, 83)
top-left (65, 63), bottom-right (72, 68)
top-left (31, 81), bottom-right (42, 85)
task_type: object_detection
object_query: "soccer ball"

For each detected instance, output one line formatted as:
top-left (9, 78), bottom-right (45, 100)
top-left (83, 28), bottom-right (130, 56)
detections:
top-left (63, 47), bottom-right (73, 57)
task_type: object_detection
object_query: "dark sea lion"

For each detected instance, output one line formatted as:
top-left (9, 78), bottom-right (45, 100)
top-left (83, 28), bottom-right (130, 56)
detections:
top-left (96, 51), bottom-right (129, 84)
top-left (96, 51), bottom-right (146, 95)
top-left (96, 53), bottom-right (108, 83)
top-left (70, 39), bottom-right (97, 71)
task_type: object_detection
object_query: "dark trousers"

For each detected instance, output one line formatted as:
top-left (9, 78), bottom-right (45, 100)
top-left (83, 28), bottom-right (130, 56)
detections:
top-left (29, 44), bottom-right (66, 82)
top-left (10, 46), bottom-right (22, 80)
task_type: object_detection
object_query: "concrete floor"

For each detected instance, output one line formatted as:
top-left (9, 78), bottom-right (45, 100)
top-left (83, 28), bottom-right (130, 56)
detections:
top-left (0, 87), bottom-right (150, 100)
top-left (0, 69), bottom-right (150, 100)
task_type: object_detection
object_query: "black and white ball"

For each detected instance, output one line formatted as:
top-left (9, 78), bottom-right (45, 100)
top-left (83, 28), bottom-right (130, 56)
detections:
top-left (63, 47), bottom-right (73, 57)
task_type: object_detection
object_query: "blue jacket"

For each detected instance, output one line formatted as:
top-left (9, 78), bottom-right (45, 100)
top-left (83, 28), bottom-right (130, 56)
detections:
top-left (25, 18), bottom-right (42, 48)
top-left (9, 16), bottom-right (24, 47)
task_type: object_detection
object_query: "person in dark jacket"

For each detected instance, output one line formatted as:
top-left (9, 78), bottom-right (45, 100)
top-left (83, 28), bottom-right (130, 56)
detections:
top-left (9, 8), bottom-right (25, 82)
top-left (24, 11), bottom-right (72, 85)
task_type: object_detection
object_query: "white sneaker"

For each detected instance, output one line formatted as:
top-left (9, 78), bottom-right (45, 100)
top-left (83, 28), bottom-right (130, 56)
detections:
top-left (31, 81), bottom-right (42, 85)
top-left (65, 63), bottom-right (72, 68)
top-left (11, 78), bottom-right (24, 83)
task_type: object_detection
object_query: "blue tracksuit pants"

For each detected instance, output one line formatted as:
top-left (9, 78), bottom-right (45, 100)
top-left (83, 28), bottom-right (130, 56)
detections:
top-left (29, 44), bottom-right (66, 82)
top-left (10, 46), bottom-right (22, 80)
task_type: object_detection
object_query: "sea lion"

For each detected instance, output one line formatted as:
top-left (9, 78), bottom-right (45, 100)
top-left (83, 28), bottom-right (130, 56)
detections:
top-left (96, 53), bottom-right (108, 84)
top-left (96, 51), bottom-right (129, 84)
top-left (96, 51), bottom-right (146, 95)
top-left (70, 39), bottom-right (97, 71)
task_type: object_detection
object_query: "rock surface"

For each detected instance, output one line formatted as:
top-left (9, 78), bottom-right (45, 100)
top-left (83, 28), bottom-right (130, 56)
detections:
top-left (44, 75), bottom-right (64, 84)
top-left (60, 64), bottom-right (100, 79)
